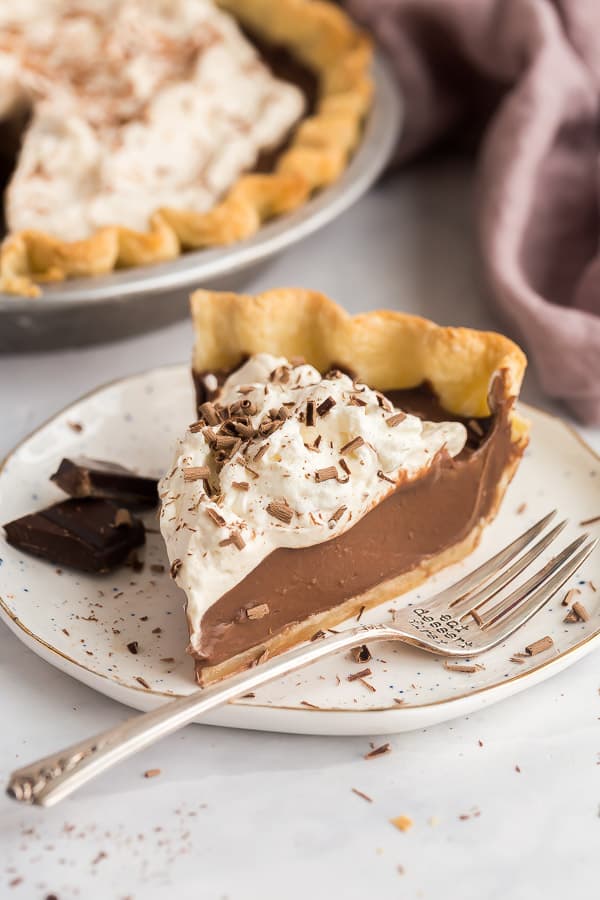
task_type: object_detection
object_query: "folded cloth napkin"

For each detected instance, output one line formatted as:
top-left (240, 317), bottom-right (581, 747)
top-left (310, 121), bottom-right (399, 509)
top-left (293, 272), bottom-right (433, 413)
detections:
top-left (345, 0), bottom-right (600, 423)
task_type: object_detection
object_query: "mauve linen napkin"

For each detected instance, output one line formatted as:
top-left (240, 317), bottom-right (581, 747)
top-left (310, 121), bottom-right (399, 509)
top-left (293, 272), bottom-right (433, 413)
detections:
top-left (344, 0), bottom-right (600, 423)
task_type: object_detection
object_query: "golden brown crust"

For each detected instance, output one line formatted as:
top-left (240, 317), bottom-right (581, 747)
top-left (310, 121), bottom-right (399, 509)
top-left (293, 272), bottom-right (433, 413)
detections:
top-left (188, 288), bottom-right (529, 684)
top-left (190, 288), bottom-right (528, 420)
top-left (0, 0), bottom-right (372, 297)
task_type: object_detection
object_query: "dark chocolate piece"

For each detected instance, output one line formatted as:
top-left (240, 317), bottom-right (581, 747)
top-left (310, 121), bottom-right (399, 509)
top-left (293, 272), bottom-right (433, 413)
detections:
top-left (51, 457), bottom-right (158, 508)
top-left (3, 498), bottom-right (145, 573)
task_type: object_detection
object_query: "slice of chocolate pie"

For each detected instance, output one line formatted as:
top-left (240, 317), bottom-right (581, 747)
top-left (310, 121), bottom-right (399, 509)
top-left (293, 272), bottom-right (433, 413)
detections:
top-left (160, 289), bottom-right (529, 684)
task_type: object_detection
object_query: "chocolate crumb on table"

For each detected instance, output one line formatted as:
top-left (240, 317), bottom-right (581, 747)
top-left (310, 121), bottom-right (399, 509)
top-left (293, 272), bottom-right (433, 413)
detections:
top-left (364, 742), bottom-right (391, 760)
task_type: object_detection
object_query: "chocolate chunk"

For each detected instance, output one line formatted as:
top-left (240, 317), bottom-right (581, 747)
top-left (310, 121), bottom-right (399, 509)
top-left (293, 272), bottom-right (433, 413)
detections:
top-left (51, 457), bottom-right (158, 508)
top-left (3, 498), bottom-right (145, 573)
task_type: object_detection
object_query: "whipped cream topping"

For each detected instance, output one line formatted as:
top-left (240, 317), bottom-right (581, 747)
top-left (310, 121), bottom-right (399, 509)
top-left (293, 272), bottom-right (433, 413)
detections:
top-left (159, 355), bottom-right (468, 649)
top-left (0, 0), bottom-right (304, 240)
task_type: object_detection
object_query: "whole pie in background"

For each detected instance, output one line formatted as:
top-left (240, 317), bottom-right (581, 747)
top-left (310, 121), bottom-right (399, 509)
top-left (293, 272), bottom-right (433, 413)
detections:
top-left (0, 0), bottom-right (372, 295)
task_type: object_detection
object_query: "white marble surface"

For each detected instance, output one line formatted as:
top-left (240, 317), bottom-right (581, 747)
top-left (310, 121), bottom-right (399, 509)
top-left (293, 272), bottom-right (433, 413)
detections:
top-left (1, 158), bottom-right (598, 900)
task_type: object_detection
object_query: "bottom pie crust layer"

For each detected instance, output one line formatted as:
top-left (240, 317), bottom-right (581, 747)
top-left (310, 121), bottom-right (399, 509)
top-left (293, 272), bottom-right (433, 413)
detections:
top-left (191, 378), bottom-right (525, 685)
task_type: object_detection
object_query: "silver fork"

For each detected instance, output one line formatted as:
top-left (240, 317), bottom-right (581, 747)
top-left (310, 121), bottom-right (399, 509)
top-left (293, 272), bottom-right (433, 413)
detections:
top-left (6, 511), bottom-right (596, 808)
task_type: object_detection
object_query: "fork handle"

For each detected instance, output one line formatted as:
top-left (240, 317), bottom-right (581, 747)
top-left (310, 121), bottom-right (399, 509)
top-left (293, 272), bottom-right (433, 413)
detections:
top-left (7, 623), bottom-right (397, 808)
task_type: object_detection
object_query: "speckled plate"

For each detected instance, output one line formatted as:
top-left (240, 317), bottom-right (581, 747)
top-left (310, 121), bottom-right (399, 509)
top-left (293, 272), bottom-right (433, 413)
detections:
top-left (0, 365), bottom-right (599, 735)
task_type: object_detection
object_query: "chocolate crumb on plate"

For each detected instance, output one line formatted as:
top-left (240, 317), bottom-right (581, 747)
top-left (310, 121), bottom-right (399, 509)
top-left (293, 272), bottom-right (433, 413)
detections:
top-left (347, 667), bottom-right (372, 682)
top-left (386, 412), bottom-right (407, 428)
top-left (351, 788), bottom-right (373, 803)
top-left (135, 676), bottom-right (151, 689)
top-left (126, 641), bottom-right (139, 655)
top-left (351, 643), bottom-right (371, 662)
top-left (562, 587), bottom-right (580, 606)
top-left (525, 635), bottom-right (554, 655)
top-left (443, 661), bottom-right (485, 673)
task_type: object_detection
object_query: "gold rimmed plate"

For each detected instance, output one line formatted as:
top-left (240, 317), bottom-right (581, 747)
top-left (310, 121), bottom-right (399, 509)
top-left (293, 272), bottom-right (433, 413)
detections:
top-left (0, 365), bottom-right (598, 735)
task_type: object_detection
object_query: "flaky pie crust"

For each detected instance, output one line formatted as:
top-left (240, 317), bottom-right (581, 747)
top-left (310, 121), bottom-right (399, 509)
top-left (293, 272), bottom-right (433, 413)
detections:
top-left (0, 0), bottom-right (372, 297)
top-left (188, 288), bottom-right (529, 684)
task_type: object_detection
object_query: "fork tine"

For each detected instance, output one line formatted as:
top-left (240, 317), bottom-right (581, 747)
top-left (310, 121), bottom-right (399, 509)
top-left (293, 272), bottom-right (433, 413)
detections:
top-left (426, 510), bottom-right (557, 612)
top-left (458, 520), bottom-right (567, 620)
top-left (482, 535), bottom-right (594, 628)
top-left (482, 539), bottom-right (597, 639)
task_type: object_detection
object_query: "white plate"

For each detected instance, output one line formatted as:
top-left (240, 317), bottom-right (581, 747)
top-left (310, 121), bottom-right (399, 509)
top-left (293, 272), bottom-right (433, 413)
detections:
top-left (0, 365), bottom-right (598, 735)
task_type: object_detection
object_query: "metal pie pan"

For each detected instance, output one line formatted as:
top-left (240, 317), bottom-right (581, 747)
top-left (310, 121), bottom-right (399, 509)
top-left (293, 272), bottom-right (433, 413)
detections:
top-left (0, 55), bottom-right (401, 352)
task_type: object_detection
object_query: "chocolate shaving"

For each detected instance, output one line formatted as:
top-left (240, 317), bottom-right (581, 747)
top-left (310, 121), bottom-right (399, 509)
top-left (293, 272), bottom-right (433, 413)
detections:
top-left (169, 558), bottom-right (182, 579)
top-left (315, 466), bottom-right (338, 483)
top-left (202, 426), bottom-right (217, 445)
top-left (206, 508), bottom-right (226, 527)
top-left (328, 505), bottom-right (347, 528)
top-left (189, 421), bottom-right (205, 433)
top-left (306, 400), bottom-right (315, 427)
top-left (517, 502), bottom-right (527, 514)
top-left (364, 742), bottom-right (391, 760)
top-left (300, 700), bottom-right (320, 709)
top-left (310, 630), bottom-right (327, 641)
top-left (144, 768), bottom-right (161, 778)
top-left (199, 402), bottom-right (220, 426)
top-left (562, 587), bottom-right (580, 606)
top-left (375, 391), bottom-right (393, 412)
top-left (351, 643), bottom-right (371, 662)
top-left (393, 698), bottom-right (406, 705)
top-left (358, 677), bottom-right (376, 692)
top-left (127, 641), bottom-right (139, 655)
top-left (340, 436), bottom-right (365, 455)
top-left (580, 514), bottom-right (600, 526)
top-left (135, 676), bottom-right (150, 689)
top-left (571, 602), bottom-right (589, 622)
top-left (244, 464), bottom-right (260, 479)
top-left (443, 661), bottom-right (484, 673)
top-left (183, 466), bottom-right (210, 482)
top-left (219, 531), bottom-right (246, 551)
top-left (269, 365), bottom-right (290, 384)
top-left (246, 603), bottom-right (270, 620)
top-left (349, 394), bottom-right (367, 407)
top-left (347, 667), bottom-right (372, 681)
top-left (67, 420), bottom-right (83, 432)
top-left (525, 635), bottom-right (554, 655)
top-left (316, 396), bottom-right (336, 417)
top-left (351, 788), bottom-right (373, 803)
top-left (377, 470), bottom-right (395, 484)
top-left (386, 413), bottom-right (407, 427)
top-left (266, 499), bottom-right (294, 524)
top-left (339, 458), bottom-right (351, 478)
top-left (253, 442), bottom-right (269, 462)
top-left (232, 481), bottom-right (250, 491)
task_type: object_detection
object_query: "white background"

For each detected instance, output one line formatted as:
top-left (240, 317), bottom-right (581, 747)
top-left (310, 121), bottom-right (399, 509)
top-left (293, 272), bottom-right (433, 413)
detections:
top-left (1, 159), bottom-right (599, 900)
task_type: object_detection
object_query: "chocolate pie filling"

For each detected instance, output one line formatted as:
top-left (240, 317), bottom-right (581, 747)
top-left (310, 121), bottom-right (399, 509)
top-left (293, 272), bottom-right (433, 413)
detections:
top-left (190, 369), bottom-right (519, 667)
